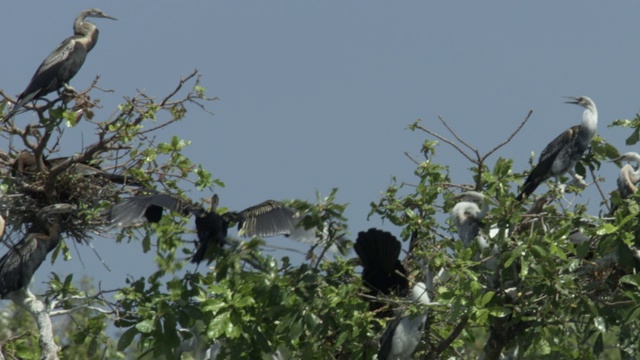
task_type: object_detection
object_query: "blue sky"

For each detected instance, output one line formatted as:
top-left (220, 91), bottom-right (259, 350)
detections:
top-left (2, 2), bottom-right (640, 294)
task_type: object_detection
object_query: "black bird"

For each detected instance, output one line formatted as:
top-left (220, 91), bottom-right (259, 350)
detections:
top-left (354, 228), bottom-right (409, 315)
top-left (3, 9), bottom-right (116, 122)
top-left (12, 151), bottom-right (138, 185)
top-left (0, 204), bottom-right (76, 299)
top-left (516, 96), bottom-right (598, 200)
top-left (103, 193), bottom-right (306, 264)
top-left (103, 193), bottom-right (193, 227)
top-left (190, 194), bottom-right (303, 264)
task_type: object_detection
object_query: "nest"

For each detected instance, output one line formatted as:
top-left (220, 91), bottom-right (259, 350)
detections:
top-left (2, 166), bottom-right (127, 248)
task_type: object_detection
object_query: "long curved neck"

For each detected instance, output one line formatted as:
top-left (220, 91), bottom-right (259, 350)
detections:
top-left (74, 20), bottom-right (99, 51)
top-left (579, 105), bottom-right (598, 139)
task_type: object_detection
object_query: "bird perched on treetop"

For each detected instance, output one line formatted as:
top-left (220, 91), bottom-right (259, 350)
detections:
top-left (610, 152), bottom-right (640, 199)
top-left (3, 9), bottom-right (116, 122)
top-left (354, 228), bottom-right (409, 317)
top-left (516, 96), bottom-right (598, 201)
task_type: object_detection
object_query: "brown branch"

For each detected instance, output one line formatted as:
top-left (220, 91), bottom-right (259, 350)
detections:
top-left (483, 110), bottom-right (533, 160)
top-left (438, 116), bottom-right (479, 156)
top-left (413, 123), bottom-right (475, 163)
top-left (426, 314), bottom-right (469, 360)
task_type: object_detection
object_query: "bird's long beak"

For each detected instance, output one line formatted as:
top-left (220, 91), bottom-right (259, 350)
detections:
top-left (564, 96), bottom-right (580, 105)
top-left (103, 14), bottom-right (117, 20)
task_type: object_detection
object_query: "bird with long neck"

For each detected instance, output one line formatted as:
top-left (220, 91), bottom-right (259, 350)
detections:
top-left (3, 9), bottom-right (116, 122)
top-left (0, 204), bottom-right (76, 299)
top-left (610, 152), bottom-right (640, 199)
top-left (516, 96), bottom-right (598, 200)
top-left (451, 191), bottom-right (490, 249)
top-left (377, 282), bottom-right (430, 360)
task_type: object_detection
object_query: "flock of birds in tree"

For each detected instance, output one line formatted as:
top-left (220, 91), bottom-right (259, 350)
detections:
top-left (0, 8), bottom-right (637, 360)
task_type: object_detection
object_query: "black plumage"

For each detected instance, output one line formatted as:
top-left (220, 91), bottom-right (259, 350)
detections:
top-left (3, 9), bottom-right (116, 122)
top-left (103, 193), bottom-right (305, 264)
top-left (354, 228), bottom-right (409, 315)
top-left (190, 195), bottom-right (301, 264)
top-left (104, 193), bottom-right (192, 227)
top-left (0, 204), bottom-right (76, 298)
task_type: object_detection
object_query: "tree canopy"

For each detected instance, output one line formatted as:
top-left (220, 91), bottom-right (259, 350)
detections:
top-left (1, 71), bottom-right (640, 360)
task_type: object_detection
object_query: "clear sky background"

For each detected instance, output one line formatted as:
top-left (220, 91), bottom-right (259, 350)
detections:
top-left (1, 2), bottom-right (639, 296)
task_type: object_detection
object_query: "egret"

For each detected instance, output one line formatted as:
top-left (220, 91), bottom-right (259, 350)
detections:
top-left (610, 152), bottom-right (640, 199)
top-left (3, 9), bottom-right (116, 122)
top-left (354, 228), bottom-right (409, 315)
top-left (516, 96), bottom-right (598, 200)
top-left (377, 282), bottom-right (430, 360)
top-left (0, 204), bottom-right (76, 298)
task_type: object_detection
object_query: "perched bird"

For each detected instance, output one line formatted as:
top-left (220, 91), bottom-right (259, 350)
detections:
top-left (451, 191), bottom-right (499, 279)
top-left (12, 151), bottom-right (138, 185)
top-left (0, 204), bottom-right (76, 299)
top-left (103, 193), bottom-right (308, 264)
top-left (354, 228), bottom-right (409, 315)
top-left (516, 96), bottom-right (598, 200)
top-left (378, 282), bottom-right (430, 360)
top-left (610, 152), bottom-right (640, 199)
top-left (191, 194), bottom-right (303, 264)
top-left (450, 191), bottom-right (490, 248)
top-left (3, 9), bottom-right (116, 122)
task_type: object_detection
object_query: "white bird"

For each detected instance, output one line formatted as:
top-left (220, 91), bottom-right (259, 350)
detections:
top-left (377, 282), bottom-right (430, 360)
top-left (610, 152), bottom-right (640, 199)
top-left (451, 191), bottom-right (490, 249)
top-left (451, 191), bottom-right (499, 275)
top-left (517, 96), bottom-right (598, 200)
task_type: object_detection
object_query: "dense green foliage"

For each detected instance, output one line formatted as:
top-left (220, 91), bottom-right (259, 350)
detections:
top-left (2, 74), bottom-right (640, 359)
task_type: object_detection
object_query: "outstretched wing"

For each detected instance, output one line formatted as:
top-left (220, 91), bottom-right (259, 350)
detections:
top-left (105, 194), bottom-right (188, 227)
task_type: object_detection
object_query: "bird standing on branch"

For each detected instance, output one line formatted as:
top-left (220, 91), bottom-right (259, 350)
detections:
top-left (610, 152), bottom-right (640, 199)
top-left (516, 96), bottom-right (598, 200)
top-left (377, 282), bottom-right (430, 360)
top-left (354, 228), bottom-right (409, 316)
top-left (3, 8), bottom-right (116, 122)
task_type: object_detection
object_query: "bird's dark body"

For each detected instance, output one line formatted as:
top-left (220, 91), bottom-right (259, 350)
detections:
top-left (517, 96), bottom-right (597, 200)
top-left (22, 37), bottom-right (89, 102)
top-left (191, 212), bottom-right (228, 264)
top-left (3, 9), bottom-right (115, 122)
top-left (104, 193), bottom-right (302, 265)
top-left (354, 228), bottom-right (408, 315)
top-left (0, 204), bottom-right (74, 298)
top-left (190, 198), bottom-right (295, 264)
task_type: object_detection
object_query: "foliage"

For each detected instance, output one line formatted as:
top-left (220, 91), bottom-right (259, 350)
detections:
top-left (1, 73), bottom-right (640, 360)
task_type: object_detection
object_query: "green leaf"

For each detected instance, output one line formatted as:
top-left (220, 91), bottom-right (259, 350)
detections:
top-left (596, 223), bottom-right (618, 235)
top-left (135, 319), bottom-right (154, 334)
top-left (475, 291), bottom-right (495, 307)
top-left (619, 274), bottom-right (640, 288)
top-left (117, 327), bottom-right (138, 351)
